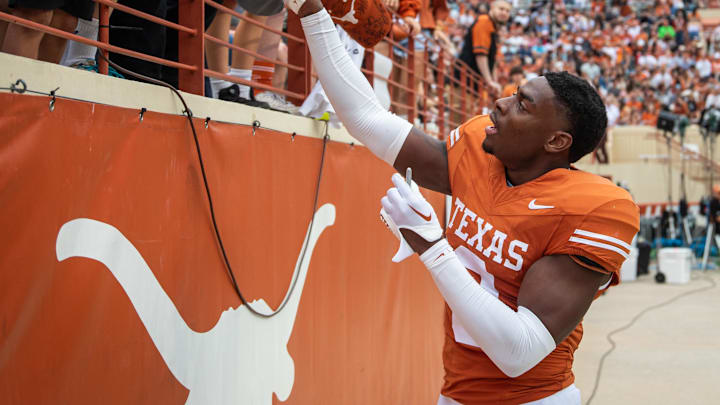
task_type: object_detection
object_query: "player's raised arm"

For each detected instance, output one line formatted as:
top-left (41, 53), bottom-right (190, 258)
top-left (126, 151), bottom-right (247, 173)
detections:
top-left (287, 0), bottom-right (451, 195)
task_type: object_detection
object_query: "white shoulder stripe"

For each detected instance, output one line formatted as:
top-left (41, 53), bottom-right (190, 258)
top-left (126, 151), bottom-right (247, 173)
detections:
top-left (569, 236), bottom-right (630, 260)
top-left (573, 229), bottom-right (632, 251)
top-left (449, 128), bottom-right (461, 147)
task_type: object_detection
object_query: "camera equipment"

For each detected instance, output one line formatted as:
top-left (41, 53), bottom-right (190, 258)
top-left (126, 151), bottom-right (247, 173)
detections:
top-left (700, 108), bottom-right (720, 133)
top-left (656, 110), bottom-right (678, 132)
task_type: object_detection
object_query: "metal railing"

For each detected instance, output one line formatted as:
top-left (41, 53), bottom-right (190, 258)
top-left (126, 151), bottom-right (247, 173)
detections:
top-left (0, 1), bottom-right (489, 140)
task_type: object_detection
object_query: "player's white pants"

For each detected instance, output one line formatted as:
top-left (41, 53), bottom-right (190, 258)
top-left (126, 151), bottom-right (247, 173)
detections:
top-left (437, 384), bottom-right (581, 405)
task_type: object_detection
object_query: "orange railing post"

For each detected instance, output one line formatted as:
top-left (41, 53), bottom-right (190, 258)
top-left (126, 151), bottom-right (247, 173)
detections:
top-left (422, 45), bottom-right (429, 133)
top-left (98, 3), bottom-right (110, 75)
top-left (461, 65), bottom-right (467, 124)
top-left (389, 30), bottom-right (397, 112)
top-left (407, 35), bottom-right (416, 124)
top-left (437, 50), bottom-right (445, 140)
top-left (304, 41), bottom-right (312, 99)
top-left (177, 0), bottom-right (204, 96)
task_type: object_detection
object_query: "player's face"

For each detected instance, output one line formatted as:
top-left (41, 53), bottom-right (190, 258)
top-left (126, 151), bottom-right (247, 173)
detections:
top-left (483, 77), bottom-right (570, 168)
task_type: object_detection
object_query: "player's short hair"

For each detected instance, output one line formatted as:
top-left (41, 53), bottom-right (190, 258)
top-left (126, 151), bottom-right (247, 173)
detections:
top-left (543, 72), bottom-right (607, 163)
top-left (509, 66), bottom-right (524, 77)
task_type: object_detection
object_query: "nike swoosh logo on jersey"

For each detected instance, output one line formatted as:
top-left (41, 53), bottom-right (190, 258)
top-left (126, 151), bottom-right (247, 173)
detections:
top-left (410, 206), bottom-right (433, 222)
top-left (528, 199), bottom-right (555, 210)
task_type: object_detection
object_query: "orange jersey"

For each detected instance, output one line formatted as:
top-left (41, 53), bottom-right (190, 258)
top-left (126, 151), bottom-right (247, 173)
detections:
top-left (442, 116), bottom-right (639, 404)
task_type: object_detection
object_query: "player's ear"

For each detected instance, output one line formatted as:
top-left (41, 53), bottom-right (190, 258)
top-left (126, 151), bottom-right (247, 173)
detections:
top-left (545, 131), bottom-right (573, 154)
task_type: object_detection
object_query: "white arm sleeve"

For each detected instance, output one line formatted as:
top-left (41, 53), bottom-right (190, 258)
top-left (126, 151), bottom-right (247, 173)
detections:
top-left (301, 9), bottom-right (413, 166)
top-left (419, 239), bottom-right (557, 378)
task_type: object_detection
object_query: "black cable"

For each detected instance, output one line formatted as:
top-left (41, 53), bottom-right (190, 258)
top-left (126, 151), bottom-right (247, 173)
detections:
top-left (98, 54), bottom-right (331, 318)
top-left (4, 55), bottom-right (329, 318)
top-left (586, 274), bottom-right (717, 405)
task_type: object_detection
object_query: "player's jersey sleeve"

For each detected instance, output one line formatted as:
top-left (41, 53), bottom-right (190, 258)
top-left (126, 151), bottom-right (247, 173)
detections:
top-left (546, 198), bottom-right (639, 275)
top-left (446, 116), bottom-right (491, 194)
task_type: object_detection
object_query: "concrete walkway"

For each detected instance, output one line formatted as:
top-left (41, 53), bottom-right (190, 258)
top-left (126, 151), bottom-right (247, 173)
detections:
top-left (573, 270), bottom-right (720, 405)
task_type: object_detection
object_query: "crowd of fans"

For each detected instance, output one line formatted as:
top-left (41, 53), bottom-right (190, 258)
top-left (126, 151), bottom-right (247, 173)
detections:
top-left (2, 0), bottom-right (720, 130)
top-left (446, 0), bottom-right (717, 128)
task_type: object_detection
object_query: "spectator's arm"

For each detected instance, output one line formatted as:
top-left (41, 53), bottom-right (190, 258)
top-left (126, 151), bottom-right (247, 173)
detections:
top-left (471, 17), bottom-right (500, 95)
top-left (398, 0), bottom-right (421, 35)
top-left (476, 55), bottom-right (500, 95)
top-left (432, 0), bottom-right (450, 23)
top-left (382, 0), bottom-right (399, 12)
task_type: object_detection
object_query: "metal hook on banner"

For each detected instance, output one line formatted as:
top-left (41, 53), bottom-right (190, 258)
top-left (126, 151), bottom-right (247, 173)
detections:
top-left (139, 107), bottom-right (147, 122)
top-left (48, 87), bottom-right (59, 111)
top-left (291, 132), bottom-right (296, 142)
top-left (9, 79), bottom-right (26, 94)
top-left (205, 117), bottom-right (211, 129)
top-left (252, 120), bottom-right (261, 136)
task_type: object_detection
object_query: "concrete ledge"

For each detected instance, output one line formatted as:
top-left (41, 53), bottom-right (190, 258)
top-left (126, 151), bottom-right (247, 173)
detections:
top-left (0, 52), bottom-right (357, 144)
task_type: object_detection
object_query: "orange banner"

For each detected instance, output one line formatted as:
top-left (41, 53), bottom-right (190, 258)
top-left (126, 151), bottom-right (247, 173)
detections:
top-left (0, 93), bottom-right (445, 404)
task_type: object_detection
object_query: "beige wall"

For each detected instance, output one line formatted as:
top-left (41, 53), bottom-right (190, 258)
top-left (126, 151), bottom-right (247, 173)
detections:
top-left (575, 161), bottom-right (709, 204)
top-left (576, 125), bottom-right (718, 204)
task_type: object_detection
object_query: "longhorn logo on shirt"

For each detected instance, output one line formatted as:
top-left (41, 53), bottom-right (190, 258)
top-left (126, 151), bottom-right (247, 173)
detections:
top-left (55, 204), bottom-right (336, 404)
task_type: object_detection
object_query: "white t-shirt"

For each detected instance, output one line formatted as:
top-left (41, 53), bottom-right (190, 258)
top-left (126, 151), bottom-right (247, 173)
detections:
top-left (628, 25), bottom-right (642, 39)
top-left (639, 54), bottom-right (658, 68)
top-left (697, 58), bottom-right (712, 78)
top-left (706, 93), bottom-right (720, 109)
top-left (650, 72), bottom-right (673, 89)
top-left (658, 54), bottom-right (676, 69)
top-left (581, 62), bottom-right (601, 81)
top-left (607, 103), bottom-right (620, 127)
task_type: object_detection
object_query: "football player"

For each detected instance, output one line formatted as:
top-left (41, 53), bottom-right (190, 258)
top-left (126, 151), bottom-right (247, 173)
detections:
top-left (285, 1), bottom-right (640, 404)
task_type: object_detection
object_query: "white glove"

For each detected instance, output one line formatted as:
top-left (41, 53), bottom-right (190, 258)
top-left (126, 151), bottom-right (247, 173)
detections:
top-left (284, 0), bottom-right (307, 14)
top-left (380, 173), bottom-right (443, 262)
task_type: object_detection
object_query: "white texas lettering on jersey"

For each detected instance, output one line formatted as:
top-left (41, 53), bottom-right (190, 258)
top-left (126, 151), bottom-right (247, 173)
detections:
top-left (55, 204), bottom-right (336, 405)
top-left (448, 197), bottom-right (529, 272)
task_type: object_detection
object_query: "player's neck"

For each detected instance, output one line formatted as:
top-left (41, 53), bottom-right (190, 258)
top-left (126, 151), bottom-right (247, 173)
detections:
top-left (505, 161), bottom-right (570, 186)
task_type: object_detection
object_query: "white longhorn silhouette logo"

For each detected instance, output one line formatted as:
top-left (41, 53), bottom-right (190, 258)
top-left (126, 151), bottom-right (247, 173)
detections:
top-left (55, 204), bottom-right (336, 405)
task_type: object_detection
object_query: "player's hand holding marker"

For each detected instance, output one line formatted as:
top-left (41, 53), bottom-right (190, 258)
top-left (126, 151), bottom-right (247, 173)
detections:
top-left (380, 172), bottom-right (443, 262)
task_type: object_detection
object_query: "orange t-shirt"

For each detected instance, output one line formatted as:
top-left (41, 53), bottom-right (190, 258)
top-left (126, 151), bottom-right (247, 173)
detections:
top-left (712, 60), bottom-right (720, 73)
top-left (642, 112), bottom-right (658, 125)
top-left (655, 4), bottom-right (670, 17)
top-left (442, 116), bottom-right (639, 404)
top-left (471, 14), bottom-right (497, 56)
top-left (626, 100), bottom-right (642, 112)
